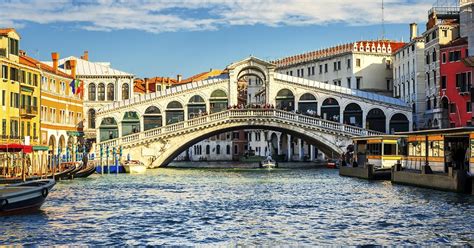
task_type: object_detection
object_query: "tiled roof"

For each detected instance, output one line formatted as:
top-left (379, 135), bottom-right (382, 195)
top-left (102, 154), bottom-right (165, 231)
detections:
top-left (0, 28), bottom-right (16, 36)
top-left (272, 40), bottom-right (406, 68)
top-left (20, 54), bottom-right (73, 79)
top-left (43, 56), bottom-right (133, 77)
top-left (440, 37), bottom-right (468, 49)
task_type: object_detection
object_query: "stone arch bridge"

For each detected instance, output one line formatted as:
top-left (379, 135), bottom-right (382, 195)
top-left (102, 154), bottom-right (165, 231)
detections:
top-left (95, 57), bottom-right (411, 167)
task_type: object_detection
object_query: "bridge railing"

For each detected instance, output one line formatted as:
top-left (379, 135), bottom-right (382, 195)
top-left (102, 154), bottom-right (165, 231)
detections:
top-left (97, 108), bottom-right (383, 148)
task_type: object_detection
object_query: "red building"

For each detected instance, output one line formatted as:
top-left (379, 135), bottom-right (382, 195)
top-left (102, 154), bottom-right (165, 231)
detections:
top-left (439, 38), bottom-right (473, 127)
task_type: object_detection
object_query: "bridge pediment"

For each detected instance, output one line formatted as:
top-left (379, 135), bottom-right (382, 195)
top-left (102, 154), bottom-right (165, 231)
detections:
top-left (227, 56), bottom-right (276, 71)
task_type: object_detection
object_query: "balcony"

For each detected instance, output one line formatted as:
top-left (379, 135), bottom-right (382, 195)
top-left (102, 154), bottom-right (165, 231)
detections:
top-left (20, 105), bottom-right (38, 118)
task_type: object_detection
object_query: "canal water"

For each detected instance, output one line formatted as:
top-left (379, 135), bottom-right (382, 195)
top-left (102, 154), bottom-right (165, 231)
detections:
top-left (1, 167), bottom-right (473, 246)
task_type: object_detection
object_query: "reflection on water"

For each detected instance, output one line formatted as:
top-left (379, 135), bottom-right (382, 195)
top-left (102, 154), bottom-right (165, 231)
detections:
top-left (1, 167), bottom-right (473, 245)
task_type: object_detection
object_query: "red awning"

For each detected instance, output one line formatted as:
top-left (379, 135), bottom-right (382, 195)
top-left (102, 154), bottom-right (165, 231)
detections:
top-left (0, 144), bottom-right (33, 153)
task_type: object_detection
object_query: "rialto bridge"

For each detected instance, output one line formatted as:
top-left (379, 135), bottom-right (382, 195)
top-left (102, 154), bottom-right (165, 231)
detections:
top-left (95, 57), bottom-right (411, 167)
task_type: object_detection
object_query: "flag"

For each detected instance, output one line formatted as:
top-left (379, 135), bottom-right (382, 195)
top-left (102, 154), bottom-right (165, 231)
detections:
top-left (70, 79), bottom-right (76, 94)
top-left (76, 80), bottom-right (83, 95)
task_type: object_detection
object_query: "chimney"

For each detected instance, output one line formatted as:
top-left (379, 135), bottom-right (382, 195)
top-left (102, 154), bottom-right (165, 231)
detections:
top-left (83, 51), bottom-right (89, 61)
top-left (409, 23), bottom-right (418, 41)
top-left (144, 77), bottom-right (149, 94)
top-left (177, 74), bottom-right (182, 82)
top-left (19, 50), bottom-right (26, 56)
top-left (52, 52), bottom-right (59, 71)
top-left (70, 59), bottom-right (77, 78)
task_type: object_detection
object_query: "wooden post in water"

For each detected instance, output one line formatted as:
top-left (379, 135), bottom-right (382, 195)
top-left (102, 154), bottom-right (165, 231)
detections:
top-left (21, 151), bottom-right (26, 182)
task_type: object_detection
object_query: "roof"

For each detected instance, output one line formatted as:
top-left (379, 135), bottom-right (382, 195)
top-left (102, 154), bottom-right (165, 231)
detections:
top-left (396, 126), bottom-right (474, 135)
top-left (43, 56), bottom-right (133, 77)
top-left (272, 40), bottom-right (406, 68)
top-left (20, 54), bottom-right (73, 79)
top-left (0, 28), bottom-right (18, 36)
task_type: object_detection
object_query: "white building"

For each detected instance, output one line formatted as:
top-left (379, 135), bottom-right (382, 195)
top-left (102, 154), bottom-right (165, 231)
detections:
top-left (422, 6), bottom-right (460, 128)
top-left (272, 40), bottom-right (406, 96)
top-left (393, 24), bottom-right (426, 130)
top-left (461, 0), bottom-right (474, 56)
top-left (45, 51), bottom-right (135, 142)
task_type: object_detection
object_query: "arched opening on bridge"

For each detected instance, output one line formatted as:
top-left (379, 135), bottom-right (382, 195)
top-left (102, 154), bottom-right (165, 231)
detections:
top-left (210, 90), bottom-right (228, 113)
top-left (166, 101), bottom-right (184, 125)
top-left (276, 89), bottom-right (294, 111)
top-left (298, 93), bottom-right (317, 116)
top-left (107, 83), bottom-right (114, 101)
top-left (188, 95), bottom-right (206, 119)
top-left (99, 117), bottom-right (118, 141)
top-left (389, 113), bottom-right (409, 133)
top-left (122, 111), bottom-right (140, 136)
top-left (236, 66), bottom-right (267, 106)
top-left (366, 108), bottom-right (386, 133)
top-left (88, 108), bottom-right (96, 129)
top-left (343, 103), bottom-right (362, 127)
top-left (143, 106), bottom-right (162, 131)
top-left (321, 98), bottom-right (340, 122)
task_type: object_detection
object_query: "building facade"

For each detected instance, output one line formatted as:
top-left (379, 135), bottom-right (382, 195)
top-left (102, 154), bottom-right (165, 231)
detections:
top-left (439, 38), bottom-right (472, 127)
top-left (272, 40), bottom-right (405, 97)
top-left (422, 6), bottom-right (460, 128)
top-left (393, 24), bottom-right (426, 130)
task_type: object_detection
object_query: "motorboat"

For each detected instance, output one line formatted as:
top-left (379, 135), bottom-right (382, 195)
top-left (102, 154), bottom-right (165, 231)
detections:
top-left (0, 179), bottom-right (55, 215)
top-left (260, 158), bottom-right (278, 169)
top-left (123, 160), bottom-right (147, 174)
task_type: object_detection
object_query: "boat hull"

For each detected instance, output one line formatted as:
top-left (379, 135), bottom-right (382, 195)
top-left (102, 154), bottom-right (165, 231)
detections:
top-left (123, 165), bottom-right (147, 174)
top-left (0, 179), bottom-right (55, 215)
top-left (95, 165), bottom-right (126, 174)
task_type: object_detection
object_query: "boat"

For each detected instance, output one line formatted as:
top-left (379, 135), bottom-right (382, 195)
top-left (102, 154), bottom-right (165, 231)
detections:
top-left (48, 164), bottom-right (76, 180)
top-left (0, 176), bottom-right (40, 185)
top-left (326, 160), bottom-right (338, 169)
top-left (259, 157), bottom-right (278, 169)
top-left (74, 163), bottom-right (96, 178)
top-left (95, 164), bottom-right (126, 174)
top-left (123, 160), bottom-right (147, 174)
top-left (0, 179), bottom-right (56, 215)
top-left (62, 162), bottom-right (84, 179)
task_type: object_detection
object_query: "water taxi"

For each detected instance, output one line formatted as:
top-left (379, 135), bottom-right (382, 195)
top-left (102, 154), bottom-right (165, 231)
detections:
top-left (123, 160), bottom-right (147, 174)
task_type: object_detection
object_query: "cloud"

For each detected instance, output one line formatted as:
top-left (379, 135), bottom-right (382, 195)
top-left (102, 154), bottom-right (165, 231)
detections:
top-left (0, 0), bottom-right (433, 33)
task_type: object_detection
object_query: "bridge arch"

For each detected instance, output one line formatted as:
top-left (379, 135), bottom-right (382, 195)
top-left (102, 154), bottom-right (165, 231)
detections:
top-left (366, 108), bottom-right (386, 133)
top-left (343, 103), bottom-right (362, 127)
top-left (166, 101), bottom-right (185, 125)
top-left (143, 122), bottom-right (346, 167)
top-left (210, 89), bottom-right (228, 113)
top-left (321, 98), bottom-right (340, 122)
top-left (187, 95), bottom-right (207, 119)
top-left (298, 93), bottom-right (317, 115)
top-left (276, 89), bottom-right (295, 111)
top-left (389, 113), bottom-right (409, 133)
top-left (143, 106), bottom-right (162, 131)
top-left (99, 117), bottom-right (118, 141)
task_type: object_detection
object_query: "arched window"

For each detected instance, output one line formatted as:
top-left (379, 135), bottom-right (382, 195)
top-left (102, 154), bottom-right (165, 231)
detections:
top-left (210, 90), bottom-right (228, 113)
top-left (98, 83), bottom-right (105, 101)
top-left (216, 145), bottom-right (221, 155)
top-left (206, 145), bottom-right (210, 155)
top-left (88, 83), bottom-right (96, 101)
top-left (226, 145), bottom-right (231, 155)
top-left (107, 83), bottom-right (115, 101)
top-left (88, 109), bottom-right (96, 129)
top-left (122, 83), bottom-right (129, 100)
top-left (166, 101), bottom-right (184, 124)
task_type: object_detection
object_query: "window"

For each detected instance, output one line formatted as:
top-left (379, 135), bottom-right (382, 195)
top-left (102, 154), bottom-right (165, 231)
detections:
top-left (426, 98), bottom-right (431, 110)
top-left (122, 83), bottom-right (129, 100)
top-left (356, 59), bottom-right (361, 67)
top-left (449, 51), bottom-right (461, 62)
top-left (255, 132), bottom-right (261, 141)
top-left (450, 103), bottom-right (456, 113)
top-left (432, 49), bottom-right (436, 62)
top-left (432, 30), bottom-right (436, 40)
top-left (386, 80), bottom-right (391, 91)
top-left (33, 123), bottom-right (36, 138)
top-left (443, 30), bottom-right (447, 37)
top-left (206, 145), bottom-right (210, 155)
top-left (88, 83), bottom-right (96, 101)
top-left (319, 65), bottom-right (322, 74)
top-left (386, 60), bottom-right (391, 70)
top-left (226, 145), bottom-right (231, 155)
top-left (107, 83), bottom-right (114, 101)
top-left (1, 90), bottom-right (4, 106)
top-left (98, 83), bottom-right (105, 101)
top-left (307, 67), bottom-right (311, 76)
top-left (216, 145), bottom-right (221, 155)
top-left (347, 78), bottom-right (351, 88)
top-left (8, 38), bottom-right (19, 56)
top-left (347, 59), bottom-right (351, 69)
top-left (356, 77), bottom-right (361, 89)
top-left (88, 109), bottom-right (96, 129)
top-left (1, 65), bottom-right (7, 79)
top-left (10, 67), bottom-right (18, 82)
top-left (324, 64), bottom-right (328, 72)
top-left (337, 61), bottom-right (341, 70)
top-left (2, 119), bottom-right (6, 136)
top-left (442, 53), bottom-right (446, 64)
top-left (467, 102), bottom-right (472, 112)
top-left (426, 53), bottom-right (430, 65)
top-left (427, 72), bottom-right (430, 88)
top-left (441, 75), bottom-right (447, 89)
top-left (311, 66), bottom-right (315, 75)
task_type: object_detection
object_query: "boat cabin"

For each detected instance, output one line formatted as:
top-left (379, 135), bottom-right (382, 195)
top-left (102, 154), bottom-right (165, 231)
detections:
top-left (351, 135), bottom-right (406, 169)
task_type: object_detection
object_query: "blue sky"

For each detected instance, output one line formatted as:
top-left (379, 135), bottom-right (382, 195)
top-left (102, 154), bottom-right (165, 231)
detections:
top-left (0, 0), bottom-right (447, 79)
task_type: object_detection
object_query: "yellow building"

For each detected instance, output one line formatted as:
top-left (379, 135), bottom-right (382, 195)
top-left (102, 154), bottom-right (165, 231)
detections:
top-left (0, 28), bottom-right (42, 175)
top-left (22, 53), bottom-right (84, 164)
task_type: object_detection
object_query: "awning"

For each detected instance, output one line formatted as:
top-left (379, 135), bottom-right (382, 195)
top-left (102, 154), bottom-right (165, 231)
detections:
top-left (0, 144), bottom-right (33, 153)
top-left (33, 145), bottom-right (49, 151)
top-left (66, 131), bottom-right (84, 137)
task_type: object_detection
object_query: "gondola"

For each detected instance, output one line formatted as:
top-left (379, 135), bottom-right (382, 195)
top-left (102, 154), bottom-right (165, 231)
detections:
top-left (47, 165), bottom-right (76, 181)
top-left (0, 179), bottom-right (56, 215)
top-left (73, 164), bottom-right (96, 178)
top-left (0, 176), bottom-right (40, 185)
top-left (63, 162), bottom-right (84, 179)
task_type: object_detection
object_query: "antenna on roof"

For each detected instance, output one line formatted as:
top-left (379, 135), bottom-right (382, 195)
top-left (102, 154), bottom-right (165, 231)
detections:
top-left (381, 0), bottom-right (385, 40)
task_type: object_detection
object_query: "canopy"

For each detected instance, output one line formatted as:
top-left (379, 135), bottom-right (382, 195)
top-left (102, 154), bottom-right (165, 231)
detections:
top-left (0, 144), bottom-right (33, 153)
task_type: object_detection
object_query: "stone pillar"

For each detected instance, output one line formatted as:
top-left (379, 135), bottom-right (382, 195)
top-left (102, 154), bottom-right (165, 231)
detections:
top-left (340, 106), bottom-right (344, 124)
top-left (298, 138), bottom-right (303, 161)
top-left (310, 145), bottom-right (315, 161)
top-left (287, 134), bottom-right (291, 161)
top-left (277, 133), bottom-right (282, 155)
top-left (139, 118), bottom-right (145, 133)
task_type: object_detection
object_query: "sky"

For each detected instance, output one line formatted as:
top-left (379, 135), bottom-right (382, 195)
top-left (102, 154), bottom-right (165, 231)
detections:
top-left (0, 0), bottom-right (454, 79)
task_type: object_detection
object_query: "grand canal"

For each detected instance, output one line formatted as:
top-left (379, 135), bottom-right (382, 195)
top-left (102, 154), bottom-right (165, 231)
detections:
top-left (1, 167), bottom-right (473, 245)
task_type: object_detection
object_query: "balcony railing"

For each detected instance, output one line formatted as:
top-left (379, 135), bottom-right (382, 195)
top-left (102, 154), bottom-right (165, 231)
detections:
top-left (19, 105), bottom-right (38, 117)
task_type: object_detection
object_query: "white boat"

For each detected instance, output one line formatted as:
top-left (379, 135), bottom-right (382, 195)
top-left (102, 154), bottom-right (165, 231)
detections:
top-left (123, 160), bottom-right (147, 174)
top-left (260, 158), bottom-right (278, 169)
